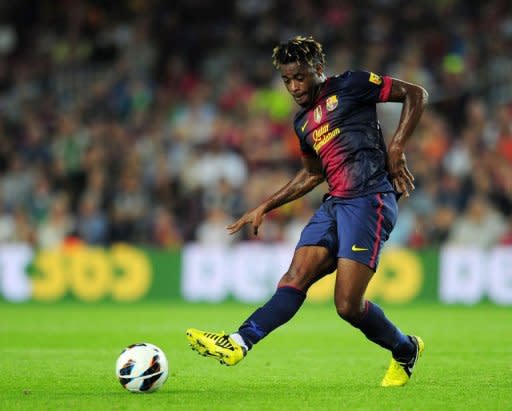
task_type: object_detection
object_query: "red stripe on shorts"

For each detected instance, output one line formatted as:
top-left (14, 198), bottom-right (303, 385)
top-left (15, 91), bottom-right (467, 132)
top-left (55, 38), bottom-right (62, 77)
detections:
top-left (369, 194), bottom-right (384, 268)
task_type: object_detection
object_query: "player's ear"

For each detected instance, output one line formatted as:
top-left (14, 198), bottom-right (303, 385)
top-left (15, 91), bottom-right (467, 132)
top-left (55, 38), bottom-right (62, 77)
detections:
top-left (315, 63), bottom-right (324, 77)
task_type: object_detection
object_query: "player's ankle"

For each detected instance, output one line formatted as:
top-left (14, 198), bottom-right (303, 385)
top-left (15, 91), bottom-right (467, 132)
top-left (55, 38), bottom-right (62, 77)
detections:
top-left (230, 332), bottom-right (249, 352)
top-left (392, 335), bottom-right (416, 362)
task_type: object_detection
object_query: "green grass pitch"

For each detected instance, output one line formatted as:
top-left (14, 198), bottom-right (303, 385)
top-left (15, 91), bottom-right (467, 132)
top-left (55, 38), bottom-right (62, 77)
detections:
top-left (1, 302), bottom-right (511, 410)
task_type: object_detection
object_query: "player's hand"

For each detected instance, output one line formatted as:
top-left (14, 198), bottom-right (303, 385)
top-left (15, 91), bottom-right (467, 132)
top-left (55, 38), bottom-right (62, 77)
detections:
top-left (226, 206), bottom-right (266, 236)
top-left (388, 146), bottom-right (415, 197)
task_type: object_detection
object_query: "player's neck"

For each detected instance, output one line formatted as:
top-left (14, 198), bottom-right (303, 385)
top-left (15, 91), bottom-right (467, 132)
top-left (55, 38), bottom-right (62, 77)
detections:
top-left (310, 78), bottom-right (328, 106)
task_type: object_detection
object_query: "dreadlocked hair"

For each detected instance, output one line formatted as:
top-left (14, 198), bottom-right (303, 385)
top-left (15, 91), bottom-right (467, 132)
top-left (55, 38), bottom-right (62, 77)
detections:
top-left (272, 35), bottom-right (326, 69)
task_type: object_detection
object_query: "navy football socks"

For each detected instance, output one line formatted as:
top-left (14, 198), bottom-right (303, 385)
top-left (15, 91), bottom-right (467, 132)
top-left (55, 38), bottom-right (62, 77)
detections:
top-left (235, 290), bottom-right (413, 361)
top-left (237, 286), bottom-right (306, 349)
top-left (349, 300), bottom-right (415, 361)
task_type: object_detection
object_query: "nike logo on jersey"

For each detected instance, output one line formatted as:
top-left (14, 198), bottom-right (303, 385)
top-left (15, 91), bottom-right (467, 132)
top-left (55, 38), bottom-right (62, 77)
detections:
top-left (351, 245), bottom-right (369, 252)
top-left (301, 120), bottom-right (309, 132)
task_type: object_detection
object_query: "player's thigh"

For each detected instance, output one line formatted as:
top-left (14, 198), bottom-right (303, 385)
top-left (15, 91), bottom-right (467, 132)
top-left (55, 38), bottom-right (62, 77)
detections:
top-left (278, 245), bottom-right (336, 291)
top-left (334, 193), bottom-right (397, 270)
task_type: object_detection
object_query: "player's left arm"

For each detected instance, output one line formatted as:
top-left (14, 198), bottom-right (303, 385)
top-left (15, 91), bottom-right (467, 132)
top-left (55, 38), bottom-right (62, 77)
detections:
top-left (386, 78), bottom-right (429, 197)
top-left (226, 155), bottom-right (324, 236)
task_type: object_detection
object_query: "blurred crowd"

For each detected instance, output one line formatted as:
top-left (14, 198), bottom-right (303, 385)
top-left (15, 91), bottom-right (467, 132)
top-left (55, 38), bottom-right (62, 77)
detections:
top-left (0, 0), bottom-right (512, 250)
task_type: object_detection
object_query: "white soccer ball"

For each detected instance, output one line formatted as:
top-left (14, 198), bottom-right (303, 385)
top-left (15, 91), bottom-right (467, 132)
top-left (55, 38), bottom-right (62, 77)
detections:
top-left (116, 343), bottom-right (169, 393)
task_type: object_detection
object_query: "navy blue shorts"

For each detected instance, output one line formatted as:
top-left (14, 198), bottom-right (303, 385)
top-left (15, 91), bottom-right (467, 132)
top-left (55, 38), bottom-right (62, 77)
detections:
top-left (296, 192), bottom-right (398, 270)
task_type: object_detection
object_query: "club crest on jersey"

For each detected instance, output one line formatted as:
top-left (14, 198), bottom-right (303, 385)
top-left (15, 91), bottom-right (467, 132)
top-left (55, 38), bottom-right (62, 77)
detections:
top-left (369, 72), bottom-right (382, 85)
top-left (326, 95), bottom-right (338, 112)
top-left (314, 105), bottom-right (323, 123)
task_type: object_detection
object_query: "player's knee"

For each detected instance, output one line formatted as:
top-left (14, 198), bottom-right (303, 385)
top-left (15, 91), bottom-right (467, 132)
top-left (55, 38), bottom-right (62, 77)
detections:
top-left (335, 299), bottom-right (364, 324)
top-left (278, 267), bottom-right (309, 291)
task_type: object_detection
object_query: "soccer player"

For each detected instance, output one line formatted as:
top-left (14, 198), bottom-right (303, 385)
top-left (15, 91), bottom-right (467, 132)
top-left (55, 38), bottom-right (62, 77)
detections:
top-left (187, 35), bottom-right (428, 387)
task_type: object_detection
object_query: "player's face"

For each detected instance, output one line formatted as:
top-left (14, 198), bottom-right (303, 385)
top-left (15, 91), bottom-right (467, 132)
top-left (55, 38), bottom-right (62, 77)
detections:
top-left (280, 62), bottom-right (324, 108)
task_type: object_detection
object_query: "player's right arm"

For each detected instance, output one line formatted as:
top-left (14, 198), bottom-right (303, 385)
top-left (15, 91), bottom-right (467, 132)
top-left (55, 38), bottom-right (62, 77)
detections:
top-left (227, 156), bottom-right (324, 236)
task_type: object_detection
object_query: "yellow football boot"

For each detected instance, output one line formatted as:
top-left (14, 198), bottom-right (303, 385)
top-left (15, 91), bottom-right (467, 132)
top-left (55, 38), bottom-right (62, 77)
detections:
top-left (186, 328), bottom-right (246, 366)
top-left (381, 336), bottom-right (424, 387)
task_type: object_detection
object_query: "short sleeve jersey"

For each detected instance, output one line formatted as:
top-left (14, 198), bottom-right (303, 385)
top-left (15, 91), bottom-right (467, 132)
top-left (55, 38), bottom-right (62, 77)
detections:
top-left (293, 70), bottom-right (394, 198)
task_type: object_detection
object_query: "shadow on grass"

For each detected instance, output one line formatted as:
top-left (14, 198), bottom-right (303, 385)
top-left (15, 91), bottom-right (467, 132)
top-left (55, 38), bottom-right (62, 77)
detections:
top-left (43, 388), bottom-right (200, 397)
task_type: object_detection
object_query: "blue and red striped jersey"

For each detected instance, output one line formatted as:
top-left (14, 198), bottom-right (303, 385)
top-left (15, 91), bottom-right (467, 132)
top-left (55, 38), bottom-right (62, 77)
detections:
top-left (293, 70), bottom-right (394, 198)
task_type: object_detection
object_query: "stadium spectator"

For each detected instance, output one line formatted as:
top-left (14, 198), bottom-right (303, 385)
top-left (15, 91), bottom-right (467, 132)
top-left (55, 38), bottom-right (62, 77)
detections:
top-left (110, 172), bottom-right (149, 243)
top-left (75, 194), bottom-right (108, 245)
top-left (149, 206), bottom-right (183, 248)
top-left (447, 196), bottom-right (507, 248)
top-left (36, 194), bottom-right (74, 249)
top-left (196, 207), bottom-right (238, 245)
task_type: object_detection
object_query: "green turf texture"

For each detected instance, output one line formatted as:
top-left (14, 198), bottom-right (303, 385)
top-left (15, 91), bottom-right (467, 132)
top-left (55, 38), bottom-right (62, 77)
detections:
top-left (1, 302), bottom-right (511, 410)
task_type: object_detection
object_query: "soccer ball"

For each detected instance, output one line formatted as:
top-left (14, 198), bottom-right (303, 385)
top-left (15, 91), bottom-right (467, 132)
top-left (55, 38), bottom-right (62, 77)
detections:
top-left (116, 343), bottom-right (169, 393)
